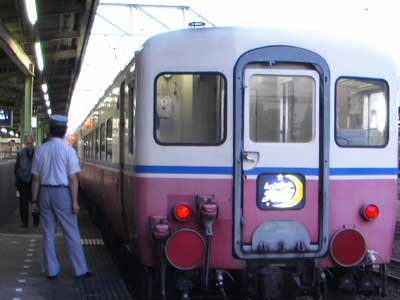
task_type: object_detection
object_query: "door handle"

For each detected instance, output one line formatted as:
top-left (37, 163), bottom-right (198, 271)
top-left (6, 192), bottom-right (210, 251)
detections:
top-left (243, 153), bottom-right (256, 163)
top-left (242, 151), bottom-right (259, 163)
top-left (242, 151), bottom-right (259, 171)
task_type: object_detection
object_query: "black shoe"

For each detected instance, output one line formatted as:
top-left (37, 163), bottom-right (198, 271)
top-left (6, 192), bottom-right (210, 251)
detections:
top-left (20, 224), bottom-right (28, 228)
top-left (47, 274), bottom-right (58, 279)
top-left (75, 271), bottom-right (93, 279)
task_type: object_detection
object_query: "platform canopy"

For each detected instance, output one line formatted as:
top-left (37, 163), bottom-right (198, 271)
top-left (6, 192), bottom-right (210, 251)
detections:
top-left (0, 0), bottom-right (99, 136)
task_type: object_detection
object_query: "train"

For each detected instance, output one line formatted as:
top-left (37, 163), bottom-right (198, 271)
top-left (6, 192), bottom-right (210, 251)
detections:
top-left (75, 27), bottom-right (399, 299)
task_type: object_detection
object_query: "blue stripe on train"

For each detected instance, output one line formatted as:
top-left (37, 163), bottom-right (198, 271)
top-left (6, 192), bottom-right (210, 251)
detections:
top-left (134, 165), bottom-right (397, 176)
top-left (134, 165), bottom-right (232, 175)
top-left (330, 168), bottom-right (397, 176)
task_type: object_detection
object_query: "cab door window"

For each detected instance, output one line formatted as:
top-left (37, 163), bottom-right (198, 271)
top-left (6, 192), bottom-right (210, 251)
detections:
top-left (249, 75), bottom-right (315, 143)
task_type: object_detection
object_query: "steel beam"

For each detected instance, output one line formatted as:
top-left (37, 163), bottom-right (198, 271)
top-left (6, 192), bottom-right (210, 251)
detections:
top-left (45, 49), bottom-right (77, 61)
top-left (0, 19), bottom-right (34, 76)
top-left (99, 3), bottom-right (190, 10)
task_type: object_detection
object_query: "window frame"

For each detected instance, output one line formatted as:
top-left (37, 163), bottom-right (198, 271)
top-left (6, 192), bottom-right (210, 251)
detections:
top-left (128, 84), bottom-right (135, 154)
top-left (334, 76), bottom-right (390, 148)
top-left (106, 118), bottom-right (113, 161)
top-left (100, 123), bottom-right (105, 160)
top-left (95, 127), bottom-right (99, 160)
top-left (153, 71), bottom-right (227, 146)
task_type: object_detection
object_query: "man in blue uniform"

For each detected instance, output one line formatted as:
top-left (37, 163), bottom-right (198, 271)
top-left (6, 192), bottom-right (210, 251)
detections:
top-left (31, 115), bottom-right (91, 279)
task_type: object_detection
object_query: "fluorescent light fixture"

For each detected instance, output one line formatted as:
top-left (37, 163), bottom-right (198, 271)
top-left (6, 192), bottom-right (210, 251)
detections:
top-left (41, 83), bottom-right (48, 93)
top-left (47, 108), bottom-right (52, 115)
top-left (44, 94), bottom-right (49, 101)
top-left (24, 0), bottom-right (38, 25)
top-left (45, 100), bottom-right (50, 107)
top-left (35, 42), bottom-right (44, 71)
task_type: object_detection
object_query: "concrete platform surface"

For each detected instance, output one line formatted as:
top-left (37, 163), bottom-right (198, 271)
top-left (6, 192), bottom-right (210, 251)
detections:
top-left (0, 200), bottom-right (133, 300)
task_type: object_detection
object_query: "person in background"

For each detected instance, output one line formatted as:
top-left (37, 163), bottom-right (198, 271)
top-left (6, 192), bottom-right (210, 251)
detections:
top-left (31, 115), bottom-right (92, 279)
top-left (14, 134), bottom-right (39, 228)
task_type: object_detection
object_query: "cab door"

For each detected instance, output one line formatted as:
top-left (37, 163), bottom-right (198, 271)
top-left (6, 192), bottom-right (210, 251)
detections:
top-left (244, 68), bottom-right (320, 253)
top-left (233, 46), bottom-right (330, 260)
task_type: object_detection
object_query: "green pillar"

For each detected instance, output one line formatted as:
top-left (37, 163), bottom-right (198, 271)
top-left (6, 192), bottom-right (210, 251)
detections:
top-left (36, 119), bottom-right (43, 146)
top-left (23, 75), bottom-right (33, 136)
top-left (20, 105), bottom-right (24, 141)
top-left (42, 119), bottom-right (49, 142)
top-left (21, 65), bottom-right (34, 142)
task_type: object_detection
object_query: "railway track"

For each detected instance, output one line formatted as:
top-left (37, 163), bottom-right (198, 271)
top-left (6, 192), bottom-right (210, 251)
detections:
top-left (395, 222), bottom-right (400, 239)
top-left (388, 257), bottom-right (400, 282)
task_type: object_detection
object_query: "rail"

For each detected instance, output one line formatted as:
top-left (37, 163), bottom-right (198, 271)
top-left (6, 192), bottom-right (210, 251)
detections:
top-left (388, 257), bottom-right (400, 282)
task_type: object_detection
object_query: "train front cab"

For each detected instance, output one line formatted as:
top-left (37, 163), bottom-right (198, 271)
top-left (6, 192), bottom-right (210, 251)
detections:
top-left (135, 32), bottom-right (398, 299)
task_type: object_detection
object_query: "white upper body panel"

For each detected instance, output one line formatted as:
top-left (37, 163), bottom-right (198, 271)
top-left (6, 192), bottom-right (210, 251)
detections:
top-left (130, 27), bottom-right (399, 175)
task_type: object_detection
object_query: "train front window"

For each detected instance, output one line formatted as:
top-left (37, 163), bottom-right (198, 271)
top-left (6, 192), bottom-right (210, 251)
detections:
top-left (336, 78), bottom-right (388, 147)
top-left (249, 75), bottom-right (315, 143)
top-left (155, 73), bottom-right (226, 145)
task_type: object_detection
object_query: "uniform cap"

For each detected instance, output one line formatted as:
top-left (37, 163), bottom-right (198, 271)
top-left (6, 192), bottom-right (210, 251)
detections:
top-left (49, 115), bottom-right (68, 127)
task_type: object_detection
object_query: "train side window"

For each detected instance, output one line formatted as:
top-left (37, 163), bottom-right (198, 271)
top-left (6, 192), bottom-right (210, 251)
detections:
top-left (86, 136), bottom-right (89, 159)
top-left (95, 128), bottom-right (99, 160)
top-left (87, 134), bottom-right (90, 159)
top-left (83, 136), bottom-right (86, 159)
top-left (106, 118), bottom-right (112, 160)
top-left (89, 132), bottom-right (94, 160)
top-left (249, 75), bottom-right (315, 143)
top-left (155, 73), bottom-right (226, 145)
top-left (82, 136), bottom-right (84, 159)
top-left (100, 123), bottom-right (105, 160)
top-left (336, 77), bottom-right (388, 147)
top-left (128, 85), bottom-right (134, 154)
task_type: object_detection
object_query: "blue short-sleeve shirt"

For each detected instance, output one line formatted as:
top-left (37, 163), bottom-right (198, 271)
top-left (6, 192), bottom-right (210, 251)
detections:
top-left (31, 138), bottom-right (80, 186)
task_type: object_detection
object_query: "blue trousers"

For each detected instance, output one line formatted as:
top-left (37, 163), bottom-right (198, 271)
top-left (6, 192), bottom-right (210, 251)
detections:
top-left (39, 187), bottom-right (88, 277)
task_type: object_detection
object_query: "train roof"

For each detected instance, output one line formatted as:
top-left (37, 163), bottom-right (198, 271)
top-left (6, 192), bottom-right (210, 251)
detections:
top-left (76, 26), bottom-right (399, 133)
top-left (142, 26), bottom-right (398, 78)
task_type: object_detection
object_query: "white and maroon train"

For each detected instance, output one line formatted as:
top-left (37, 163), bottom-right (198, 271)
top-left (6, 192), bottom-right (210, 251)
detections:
top-left (76, 27), bottom-right (398, 299)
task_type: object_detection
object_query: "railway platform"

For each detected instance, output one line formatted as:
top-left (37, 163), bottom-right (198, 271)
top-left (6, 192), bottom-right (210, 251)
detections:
top-left (0, 196), bottom-right (133, 300)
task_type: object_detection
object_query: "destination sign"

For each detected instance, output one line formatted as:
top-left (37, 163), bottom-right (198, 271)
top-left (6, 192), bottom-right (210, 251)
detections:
top-left (0, 109), bottom-right (13, 127)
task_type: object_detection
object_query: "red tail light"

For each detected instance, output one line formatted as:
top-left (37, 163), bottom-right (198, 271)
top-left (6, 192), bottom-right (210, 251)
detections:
top-left (360, 204), bottom-right (379, 221)
top-left (174, 204), bottom-right (191, 222)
